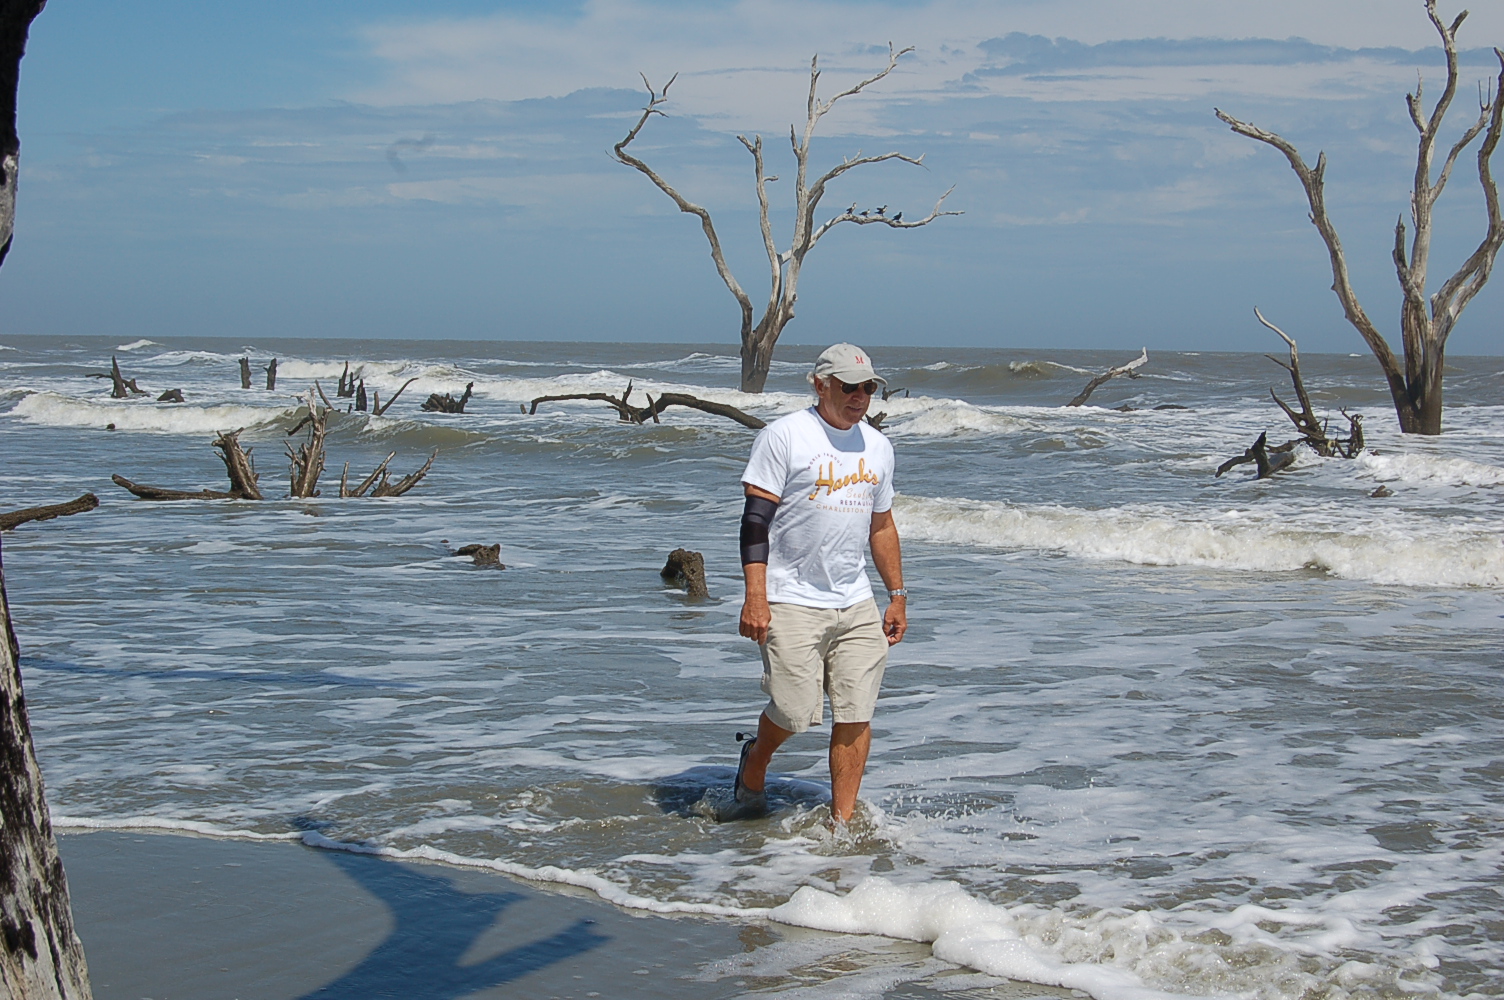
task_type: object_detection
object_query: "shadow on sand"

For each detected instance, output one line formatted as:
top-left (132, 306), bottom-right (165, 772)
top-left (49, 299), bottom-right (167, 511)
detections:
top-left (298, 848), bottom-right (607, 999)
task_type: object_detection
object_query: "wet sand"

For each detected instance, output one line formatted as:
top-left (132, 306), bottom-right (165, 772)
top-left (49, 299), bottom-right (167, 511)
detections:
top-left (57, 831), bottom-right (1074, 999)
top-left (58, 831), bottom-right (748, 1000)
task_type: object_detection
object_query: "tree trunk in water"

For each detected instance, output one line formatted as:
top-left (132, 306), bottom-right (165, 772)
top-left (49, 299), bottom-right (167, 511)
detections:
top-left (740, 321), bottom-right (781, 394)
top-left (0, 539), bottom-right (93, 999)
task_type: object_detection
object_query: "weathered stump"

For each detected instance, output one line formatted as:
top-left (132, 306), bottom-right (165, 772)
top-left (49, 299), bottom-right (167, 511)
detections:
top-left (238, 357), bottom-right (252, 389)
top-left (455, 543), bottom-right (504, 568)
top-left (661, 548), bottom-right (709, 599)
top-left (0, 537), bottom-right (94, 999)
top-left (156, 388), bottom-right (184, 403)
top-left (87, 357), bottom-right (146, 399)
top-left (264, 358), bottom-right (278, 391)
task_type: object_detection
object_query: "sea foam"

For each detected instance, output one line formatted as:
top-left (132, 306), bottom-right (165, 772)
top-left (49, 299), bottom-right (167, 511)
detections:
top-left (10, 391), bottom-right (290, 434)
top-left (894, 494), bottom-right (1504, 588)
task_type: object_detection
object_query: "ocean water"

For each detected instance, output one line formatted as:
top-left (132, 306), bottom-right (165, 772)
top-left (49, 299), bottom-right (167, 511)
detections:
top-left (2, 335), bottom-right (1502, 999)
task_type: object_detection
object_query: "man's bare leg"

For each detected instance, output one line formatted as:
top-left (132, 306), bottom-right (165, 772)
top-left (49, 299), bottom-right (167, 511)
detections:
top-left (829, 722), bottom-right (872, 824)
top-left (739, 711), bottom-right (793, 794)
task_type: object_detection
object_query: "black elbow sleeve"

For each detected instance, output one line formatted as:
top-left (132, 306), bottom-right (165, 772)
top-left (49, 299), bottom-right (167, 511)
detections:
top-left (739, 495), bottom-right (777, 565)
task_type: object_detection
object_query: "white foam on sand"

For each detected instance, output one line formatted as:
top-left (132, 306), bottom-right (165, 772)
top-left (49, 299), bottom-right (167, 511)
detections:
top-left (893, 494), bottom-right (1504, 588)
top-left (772, 877), bottom-right (1216, 1000)
top-left (8, 391), bottom-right (290, 434)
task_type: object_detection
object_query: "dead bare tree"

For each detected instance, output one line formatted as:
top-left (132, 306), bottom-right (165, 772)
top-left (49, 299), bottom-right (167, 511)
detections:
top-left (0, 493), bottom-right (97, 532)
top-left (1216, 2), bottom-right (1504, 435)
top-left (1066, 349), bottom-right (1148, 407)
top-left (615, 45), bottom-right (960, 393)
top-left (528, 381), bottom-right (766, 428)
top-left (1255, 308), bottom-right (1365, 458)
top-left (0, 1), bottom-right (95, 994)
top-left (337, 449), bottom-right (436, 498)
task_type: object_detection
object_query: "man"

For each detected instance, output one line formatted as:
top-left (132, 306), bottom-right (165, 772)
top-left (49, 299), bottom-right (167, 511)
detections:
top-left (734, 343), bottom-right (907, 825)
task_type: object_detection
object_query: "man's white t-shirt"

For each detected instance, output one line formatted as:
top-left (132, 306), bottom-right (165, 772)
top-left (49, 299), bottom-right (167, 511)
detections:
top-left (741, 407), bottom-right (895, 609)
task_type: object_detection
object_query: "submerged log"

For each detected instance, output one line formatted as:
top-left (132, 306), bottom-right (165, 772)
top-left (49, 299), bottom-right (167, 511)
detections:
top-left (1, 538), bottom-right (94, 1000)
top-left (87, 356), bottom-right (147, 398)
top-left (156, 388), bottom-right (184, 403)
top-left (0, 494), bottom-right (99, 532)
top-left (238, 357), bottom-right (252, 389)
top-left (1066, 349), bottom-right (1148, 407)
top-left (1216, 431), bottom-right (1297, 480)
top-left (111, 475), bottom-right (233, 501)
top-left (661, 548), bottom-right (709, 599)
top-left (421, 382), bottom-right (473, 414)
top-left (455, 543), bottom-right (504, 568)
top-left (529, 382), bottom-right (765, 429)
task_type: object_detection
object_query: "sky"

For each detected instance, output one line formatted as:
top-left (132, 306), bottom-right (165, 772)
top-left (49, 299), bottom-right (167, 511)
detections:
top-left (3, 0), bottom-right (1504, 354)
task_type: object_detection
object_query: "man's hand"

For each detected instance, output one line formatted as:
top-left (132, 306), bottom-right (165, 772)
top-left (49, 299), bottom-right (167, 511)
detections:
top-left (740, 596), bottom-right (772, 644)
top-left (883, 597), bottom-right (907, 645)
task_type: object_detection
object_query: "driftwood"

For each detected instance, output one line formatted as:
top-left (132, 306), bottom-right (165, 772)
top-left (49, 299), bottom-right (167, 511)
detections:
top-left (0, 494), bottom-right (99, 532)
top-left (1256, 308), bottom-right (1365, 459)
top-left (880, 386), bottom-right (909, 401)
top-left (529, 382), bottom-right (765, 429)
top-left (615, 45), bottom-right (960, 392)
top-left (264, 358), bottom-right (278, 391)
top-left (87, 356), bottom-right (146, 398)
top-left (866, 412), bottom-right (887, 431)
top-left (1066, 349), bottom-right (1148, 407)
top-left (338, 449), bottom-right (436, 498)
top-left (455, 543), bottom-right (504, 568)
top-left (285, 393), bottom-right (327, 498)
top-left (238, 357), bottom-right (252, 389)
top-left (661, 548), bottom-right (708, 598)
top-left (112, 429), bottom-right (263, 501)
top-left (1216, 431), bottom-right (1297, 480)
top-left (355, 381), bottom-right (367, 412)
top-left (337, 362), bottom-right (356, 397)
top-left (156, 388), bottom-right (184, 403)
top-left (110, 475), bottom-right (233, 501)
top-left (373, 377), bottom-right (418, 416)
top-left (421, 382), bottom-right (473, 414)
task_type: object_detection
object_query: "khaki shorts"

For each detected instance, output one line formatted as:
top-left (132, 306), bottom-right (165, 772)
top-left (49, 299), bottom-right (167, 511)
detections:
top-left (760, 598), bottom-right (888, 733)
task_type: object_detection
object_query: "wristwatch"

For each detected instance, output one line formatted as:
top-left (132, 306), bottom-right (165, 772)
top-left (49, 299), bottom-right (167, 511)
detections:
top-left (888, 588), bottom-right (908, 599)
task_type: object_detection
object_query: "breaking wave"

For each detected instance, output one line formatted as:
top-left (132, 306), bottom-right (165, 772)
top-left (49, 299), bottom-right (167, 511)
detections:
top-left (1356, 450), bottom-right (1504, 488)
top-left (9, 391), bottom-right (292, 434)
top-left (894, 494), bottom-right (1504, 588)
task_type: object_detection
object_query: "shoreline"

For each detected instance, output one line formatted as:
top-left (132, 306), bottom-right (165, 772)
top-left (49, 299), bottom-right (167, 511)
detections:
top-left (58, 830), bottom-right (1065, 999)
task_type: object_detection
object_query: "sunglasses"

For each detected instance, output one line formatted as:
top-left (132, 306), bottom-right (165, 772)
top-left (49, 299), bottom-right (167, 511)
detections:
top-left (839, 380), bottom-right (879, 396)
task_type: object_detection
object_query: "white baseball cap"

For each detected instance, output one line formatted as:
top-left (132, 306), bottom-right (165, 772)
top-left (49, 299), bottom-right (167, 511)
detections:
top-left (812, 343), bottom-right (886, 386)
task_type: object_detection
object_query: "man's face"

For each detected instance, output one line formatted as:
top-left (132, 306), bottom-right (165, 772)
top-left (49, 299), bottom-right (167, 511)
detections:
top-left (814, 375), bottom-right (876, 429)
